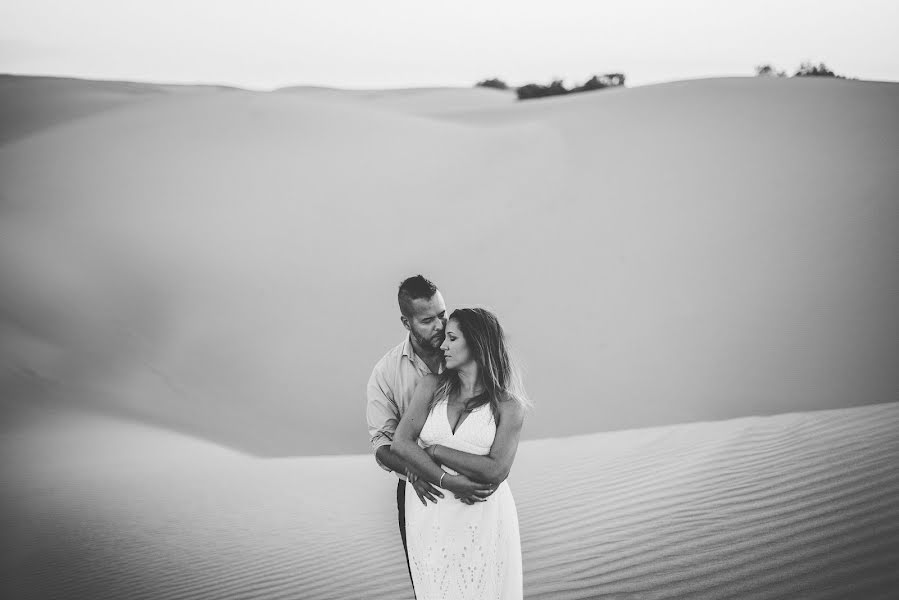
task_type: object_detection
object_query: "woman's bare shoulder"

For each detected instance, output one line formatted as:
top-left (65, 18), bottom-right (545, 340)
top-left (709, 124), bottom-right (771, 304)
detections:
top-left (496, 392), bottom-right (526, 422)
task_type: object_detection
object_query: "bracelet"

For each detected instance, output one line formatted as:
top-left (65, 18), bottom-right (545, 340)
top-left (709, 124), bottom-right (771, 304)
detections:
top-left (438, 471), bottom-right (446, 488)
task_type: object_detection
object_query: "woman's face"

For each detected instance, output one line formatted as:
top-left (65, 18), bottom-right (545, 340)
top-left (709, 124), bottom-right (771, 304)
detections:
top-left (440, 319), bottom-right (472, 370)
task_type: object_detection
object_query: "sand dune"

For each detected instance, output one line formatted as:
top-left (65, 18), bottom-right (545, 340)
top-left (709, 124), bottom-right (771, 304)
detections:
top-left (1, 75), bottom-right (897, 457)
top-left (1, 74), bottom-right (898, 598)
top-left (2, 398), bottom-right (897, 599)
top-left (0, 75), bottom-right (242, 144)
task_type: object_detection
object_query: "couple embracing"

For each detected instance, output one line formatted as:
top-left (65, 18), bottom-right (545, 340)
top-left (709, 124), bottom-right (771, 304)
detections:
top-left (366, 275), bottom-right (529, 600)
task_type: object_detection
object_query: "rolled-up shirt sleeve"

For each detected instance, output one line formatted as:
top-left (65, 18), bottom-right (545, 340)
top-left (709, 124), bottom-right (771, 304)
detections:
top-left (366, 361), bottom-right (399, 471)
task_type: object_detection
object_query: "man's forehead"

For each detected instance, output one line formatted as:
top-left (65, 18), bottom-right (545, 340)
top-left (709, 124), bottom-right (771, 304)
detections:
top-left (410, 293), bottom-right (446, 317)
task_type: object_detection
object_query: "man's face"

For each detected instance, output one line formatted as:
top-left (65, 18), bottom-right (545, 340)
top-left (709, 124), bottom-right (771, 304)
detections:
top-left (404, 292), bottom-right (447, 352)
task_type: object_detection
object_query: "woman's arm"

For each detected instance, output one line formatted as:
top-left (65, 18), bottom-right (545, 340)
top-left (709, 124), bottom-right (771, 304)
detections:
top-left (428, 399), bottom-right (525, 486)
top-left (391, 375), bottom-right (447, 486)
top-left (393, 375), bottom-right (496, 500)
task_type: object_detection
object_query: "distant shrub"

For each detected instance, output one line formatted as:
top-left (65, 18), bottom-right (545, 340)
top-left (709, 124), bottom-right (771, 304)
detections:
top-left (516, 79), bottom-right (567, 100)
top-left (793, 61), bottom-right (842, 78)
top-left (475, 78), bottom-right (509, 90)
top-left (755, 64), bottom-right (787, 77)
top-left (515, 83), bottom-right (549, 100)
top-left (603, 73), bottom-right (626, 87)
top-left (754, 61), bottom-right (848, 79)
top-left (515, 73), bottom-right (625, 101)
top-left (571, 73), bottom-right (627, 93)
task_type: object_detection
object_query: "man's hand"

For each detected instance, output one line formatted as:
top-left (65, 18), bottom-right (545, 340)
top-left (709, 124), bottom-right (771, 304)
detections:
top-left (441, 473), bottom-right (494, 504)
top-left (455, 486), bottom-right (496, 504)
top-left (406, 469), bottom-right (444, 506)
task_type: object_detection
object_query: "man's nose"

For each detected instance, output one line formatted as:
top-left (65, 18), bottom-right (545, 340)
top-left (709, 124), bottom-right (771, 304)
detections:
top-left (435, 319), bottom-right (445, 331)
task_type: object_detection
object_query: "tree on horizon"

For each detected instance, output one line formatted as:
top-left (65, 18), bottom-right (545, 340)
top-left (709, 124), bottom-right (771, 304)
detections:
top-left (514, 73), bottom-right (625, 100)
top-left (755, 61), bottom-right (847, 79)
top-left (793, 61), bottom-right (842, 78)
top-left (475, 77), bottom-right (509, 90)
top-left (755, 64), bottom-right (787, 77)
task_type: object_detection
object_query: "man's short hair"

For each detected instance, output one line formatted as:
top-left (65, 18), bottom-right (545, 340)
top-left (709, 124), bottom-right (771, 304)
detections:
top-left (398, 275), bottom-right (439, 318)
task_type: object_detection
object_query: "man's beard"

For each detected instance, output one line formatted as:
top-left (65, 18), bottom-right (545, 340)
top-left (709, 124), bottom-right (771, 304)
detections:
top-left (415, 330), bottom-right (444, 352)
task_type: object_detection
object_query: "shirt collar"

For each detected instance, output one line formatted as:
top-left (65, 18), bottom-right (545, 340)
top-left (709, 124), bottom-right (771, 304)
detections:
top-left (401, 335), bottom-right (415, 360)
top-left (402, 334), bottom-right (444, 374)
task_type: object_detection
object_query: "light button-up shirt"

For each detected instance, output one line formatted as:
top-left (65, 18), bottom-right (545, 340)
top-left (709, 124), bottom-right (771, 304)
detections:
top-left (366, 336), bottom-right (442, 474)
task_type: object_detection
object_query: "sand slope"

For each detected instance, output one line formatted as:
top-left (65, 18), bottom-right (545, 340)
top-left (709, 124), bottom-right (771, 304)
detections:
top-left (0, 75), bottom-right (241, 144)
top-left (3, 398), bottom-right (897, 599)
top-left (1, 76), bottom-right (897, 456)
top-left (274, 85), bottom-right (517, 116)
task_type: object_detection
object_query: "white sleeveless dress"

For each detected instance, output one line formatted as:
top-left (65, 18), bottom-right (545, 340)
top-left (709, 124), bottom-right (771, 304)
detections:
top-left (405, 398), bottom-right (523, 600)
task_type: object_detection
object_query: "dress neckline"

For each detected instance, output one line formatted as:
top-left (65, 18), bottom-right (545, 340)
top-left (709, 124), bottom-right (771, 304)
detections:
top-left (443, 397), bottom-right (483, 435)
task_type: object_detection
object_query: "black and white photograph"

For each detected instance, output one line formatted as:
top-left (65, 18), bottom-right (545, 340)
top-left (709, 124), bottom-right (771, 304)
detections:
top-left (2, 1), bottom-right (898, 599)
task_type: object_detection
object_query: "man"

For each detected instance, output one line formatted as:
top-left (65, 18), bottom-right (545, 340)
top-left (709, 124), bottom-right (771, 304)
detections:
top-left (366, 275), bottom-right (491, 590)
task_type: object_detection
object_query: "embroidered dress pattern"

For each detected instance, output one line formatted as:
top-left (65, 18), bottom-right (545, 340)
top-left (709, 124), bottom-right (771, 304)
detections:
top-left (405, 398), bottom-right (523, 600)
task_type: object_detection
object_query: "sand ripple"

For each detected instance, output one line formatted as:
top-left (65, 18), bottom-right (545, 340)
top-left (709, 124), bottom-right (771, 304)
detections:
top-left (1, 402), bottom-right (897, 599)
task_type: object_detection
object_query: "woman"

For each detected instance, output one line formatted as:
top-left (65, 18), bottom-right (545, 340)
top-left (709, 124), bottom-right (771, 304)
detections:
top-left (393, 307), bottom-right (529, 600)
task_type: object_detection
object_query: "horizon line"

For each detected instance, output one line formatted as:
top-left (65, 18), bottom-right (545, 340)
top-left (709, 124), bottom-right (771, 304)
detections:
top-left (5, 69), bottom-right (898, 93)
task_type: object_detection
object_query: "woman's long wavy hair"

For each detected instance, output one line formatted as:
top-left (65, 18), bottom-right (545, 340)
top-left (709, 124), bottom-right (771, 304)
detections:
top-left (431, 307), bottom-right (531, 416)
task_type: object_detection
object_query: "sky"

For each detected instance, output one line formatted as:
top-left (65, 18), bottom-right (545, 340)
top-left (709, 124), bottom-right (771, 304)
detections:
top-left (1, 0), bottom-right (898, 90)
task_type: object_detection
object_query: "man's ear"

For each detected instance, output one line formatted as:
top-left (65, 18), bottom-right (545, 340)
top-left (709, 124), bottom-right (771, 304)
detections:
top-left (400, 315), bottom-right (411, 331)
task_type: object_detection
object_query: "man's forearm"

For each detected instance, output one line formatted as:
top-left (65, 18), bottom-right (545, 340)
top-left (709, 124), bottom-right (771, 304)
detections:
top-left (375, 444), bottom-right (416, 475)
